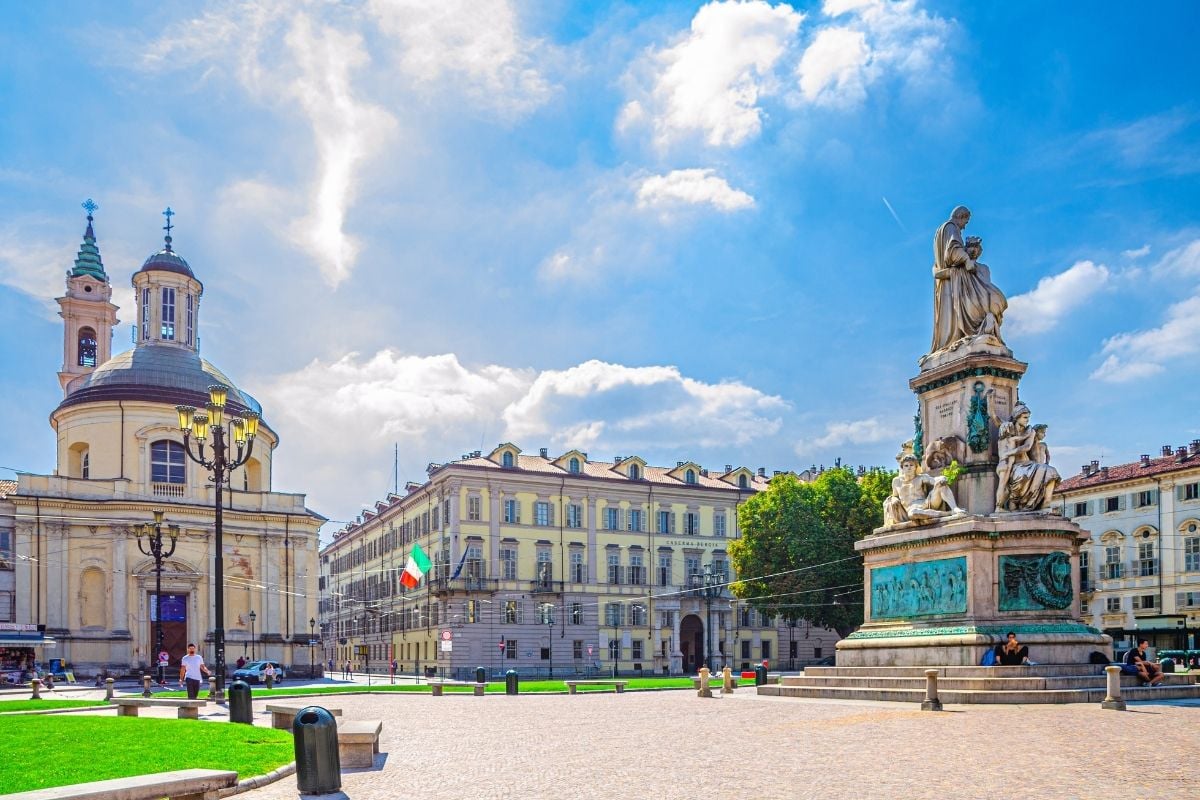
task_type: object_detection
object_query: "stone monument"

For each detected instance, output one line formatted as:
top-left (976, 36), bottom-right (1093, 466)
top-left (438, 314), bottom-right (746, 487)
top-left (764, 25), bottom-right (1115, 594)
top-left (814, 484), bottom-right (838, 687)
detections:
top-left (837, 206), bottom-right (1111, 667)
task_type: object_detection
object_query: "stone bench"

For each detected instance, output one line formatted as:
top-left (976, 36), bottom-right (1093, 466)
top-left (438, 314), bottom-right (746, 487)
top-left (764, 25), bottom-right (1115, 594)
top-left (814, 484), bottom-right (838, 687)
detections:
top-left (1, 768), bottom-right (237, 800)
top-left (338, 719), bottom-right (383, 768)
top-left (430, 682), bottom-right (486, 696)
top-left (565, 680), bottom-right (628, 694)
top-left (264, 703), bottom-right (343, 730)
top-left (111, 698), bottom-right (208, 720)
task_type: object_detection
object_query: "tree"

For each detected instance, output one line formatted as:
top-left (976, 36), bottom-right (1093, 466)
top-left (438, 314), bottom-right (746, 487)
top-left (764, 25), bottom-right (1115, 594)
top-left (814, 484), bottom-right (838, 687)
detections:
top-left (729, 467), bottom-right (893, 639)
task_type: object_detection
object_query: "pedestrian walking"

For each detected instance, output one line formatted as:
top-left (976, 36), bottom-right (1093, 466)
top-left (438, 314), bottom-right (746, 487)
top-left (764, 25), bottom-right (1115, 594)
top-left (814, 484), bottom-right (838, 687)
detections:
top-left (264, 662), bottom-right (276, 690)
top-left (344, 660), bottom-right (351, 680)
top-left (179, 643), bottom-right (210, 700)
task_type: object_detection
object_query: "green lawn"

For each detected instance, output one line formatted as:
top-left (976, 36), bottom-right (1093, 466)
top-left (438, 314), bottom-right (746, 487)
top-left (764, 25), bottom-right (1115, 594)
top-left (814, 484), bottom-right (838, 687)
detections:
top-left (0, 699), bottom-right (109, 713)
top-left (152, 676), bottom-right (725, 699)
top-left (0, 716), bottom-right (293, 793)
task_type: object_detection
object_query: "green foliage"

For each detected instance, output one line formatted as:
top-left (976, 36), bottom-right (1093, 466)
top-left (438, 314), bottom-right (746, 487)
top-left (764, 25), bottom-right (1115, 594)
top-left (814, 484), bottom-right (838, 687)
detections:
top-left (730, 467), bottom-right (894, 638)
top-left (0, 716), bottom-right (293, 792)
top-left (941, 459), bottom-right (963, 486)
top-left (0, 699), bottom-right (108, 713)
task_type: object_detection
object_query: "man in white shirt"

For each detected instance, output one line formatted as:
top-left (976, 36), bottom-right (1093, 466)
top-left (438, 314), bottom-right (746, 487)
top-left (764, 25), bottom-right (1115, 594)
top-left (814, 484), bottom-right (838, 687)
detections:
top-left (179, 643), bottom-right (210, 699)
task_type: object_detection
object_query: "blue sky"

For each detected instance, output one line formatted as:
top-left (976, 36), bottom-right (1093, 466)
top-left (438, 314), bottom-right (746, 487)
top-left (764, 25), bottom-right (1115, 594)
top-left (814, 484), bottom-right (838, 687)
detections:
top-left (2, 0), bottom-right (1198, 530)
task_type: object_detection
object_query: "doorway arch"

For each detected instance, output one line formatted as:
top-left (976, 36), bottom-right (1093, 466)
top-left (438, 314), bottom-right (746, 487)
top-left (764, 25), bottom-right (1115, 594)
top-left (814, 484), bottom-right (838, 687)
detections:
top-left (680, 614), bottom-right (704, 674)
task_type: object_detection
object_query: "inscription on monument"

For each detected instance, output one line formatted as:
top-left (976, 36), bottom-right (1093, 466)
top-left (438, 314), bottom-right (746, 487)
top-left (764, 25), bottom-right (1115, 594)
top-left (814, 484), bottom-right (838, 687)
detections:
top-left (935, 400), bottom-right (957, 421)
top-left (870, 556), bottom-right (968, 620)
top-left (998, 552), bottom-right (1073, 611)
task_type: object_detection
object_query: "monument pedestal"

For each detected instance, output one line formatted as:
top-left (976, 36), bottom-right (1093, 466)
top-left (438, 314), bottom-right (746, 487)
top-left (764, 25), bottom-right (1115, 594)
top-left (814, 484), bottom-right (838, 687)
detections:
top-left (836, 514), bottom-right (1111, 667)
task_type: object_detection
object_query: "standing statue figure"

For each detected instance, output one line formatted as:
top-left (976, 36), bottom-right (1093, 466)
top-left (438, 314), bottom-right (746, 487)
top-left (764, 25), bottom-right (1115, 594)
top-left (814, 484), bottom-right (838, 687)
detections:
top-left (990, 397), bottom-right (1061, 511)
top-left (883, 454), bottom-right (965, 527)
top-left (930, 206), bottom-right (1009, 353)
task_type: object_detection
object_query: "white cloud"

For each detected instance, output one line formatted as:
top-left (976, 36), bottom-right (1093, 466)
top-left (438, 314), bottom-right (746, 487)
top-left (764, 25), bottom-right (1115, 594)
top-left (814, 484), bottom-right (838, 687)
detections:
top-left (636, 169), bottom-right (755, 212)
top-left (1122, 244), bottom-right (1151, 259)
top-left (796, 416), bottom-right (902, 454)
top-left (797, 26), bottom-right (870, 105)
top-left (255, 352), bottom-right (787, 517)
top-left (1090, 293), bottom-right (1200, 383)
top-left (1005, 260), bottom-right (1111, 336)
top-left (620, 0), bottom-right (804, 148)
top-left (0, 225), bottom-right (70, 317)
top-left (1152, 238), bottom-right (1200, 277)
top-left (366, 0), bottom-right (554, 117)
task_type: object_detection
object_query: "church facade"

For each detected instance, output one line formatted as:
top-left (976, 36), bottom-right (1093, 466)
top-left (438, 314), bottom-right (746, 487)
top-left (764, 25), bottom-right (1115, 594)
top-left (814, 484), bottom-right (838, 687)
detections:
top-left (0, 206), bottom-right (323, 679)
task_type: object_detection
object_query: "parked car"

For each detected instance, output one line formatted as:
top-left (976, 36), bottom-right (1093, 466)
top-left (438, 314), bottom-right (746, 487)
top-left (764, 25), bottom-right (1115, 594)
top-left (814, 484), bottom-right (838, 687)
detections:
top-left (232, 660), bottom-right (286, 684)
top-left (808, 655), bottom-right (836, 667)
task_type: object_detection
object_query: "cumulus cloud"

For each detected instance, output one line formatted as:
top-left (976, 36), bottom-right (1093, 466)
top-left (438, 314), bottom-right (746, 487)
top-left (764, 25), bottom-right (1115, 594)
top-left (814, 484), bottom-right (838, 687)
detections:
top-left (1122, 244), bottom-right (1151, 259)
top-left (797, 26), bottom-right (870, 105)
top-left (1090, 293), bottom-right (1200, 383)
top-left (636, 169), bottom-right (755, 212)
top-left (619, 0), bottom-right (804, 148)
top-left (256, 352), bottom-right (787, 518)
top-left (796, 416), bottom-right (902, 453)
top-left (1152, 238), bottom-right (1200, 277)
top-left (0, 225), bottom-right (71, 317)
top-left (1005, 260), bottom-right (1111, 336)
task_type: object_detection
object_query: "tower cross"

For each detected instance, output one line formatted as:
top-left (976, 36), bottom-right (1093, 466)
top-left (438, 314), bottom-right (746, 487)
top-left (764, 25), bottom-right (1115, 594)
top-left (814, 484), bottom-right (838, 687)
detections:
top-left (82, 198), bottom-right (98, 218)
top-left (162, 207), bottom-right (175, 251)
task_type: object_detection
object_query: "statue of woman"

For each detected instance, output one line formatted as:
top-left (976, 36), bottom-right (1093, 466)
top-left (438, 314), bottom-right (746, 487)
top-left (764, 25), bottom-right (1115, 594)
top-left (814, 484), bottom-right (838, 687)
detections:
top-left (930, 207), bottom-right (1009, 353)
top-left (993, 403), bottom-right (1061, 511)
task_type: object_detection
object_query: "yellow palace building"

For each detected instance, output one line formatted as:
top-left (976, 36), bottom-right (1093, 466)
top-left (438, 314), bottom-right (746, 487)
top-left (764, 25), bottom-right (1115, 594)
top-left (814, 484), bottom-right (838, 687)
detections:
top-left (320, 446), bottom-right (839, 678)
top-left (0, 205), bottom-right (322, 680)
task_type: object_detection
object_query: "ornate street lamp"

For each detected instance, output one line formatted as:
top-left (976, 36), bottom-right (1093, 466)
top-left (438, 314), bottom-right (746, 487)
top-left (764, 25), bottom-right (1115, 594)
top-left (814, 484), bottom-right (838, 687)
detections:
top-left (249, 610), bottom-right (257, 661)
top-left (309, 617), bottom-right (316, 679)
top-left (137, 509), bottom-right (178, 687)
top-left (691, 564), bottom-right (721, 671)
top-left (540, 603), bottom-right (555, 678)
top-left (176, 386), bottom-right (259, 697)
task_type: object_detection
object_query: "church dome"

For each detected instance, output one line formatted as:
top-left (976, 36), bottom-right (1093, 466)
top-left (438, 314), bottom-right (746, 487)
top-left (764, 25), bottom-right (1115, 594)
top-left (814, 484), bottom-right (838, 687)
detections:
top-left (136, 247), bottom-right (196, 280)
top-left (57, 343), bottom-right (262, 418)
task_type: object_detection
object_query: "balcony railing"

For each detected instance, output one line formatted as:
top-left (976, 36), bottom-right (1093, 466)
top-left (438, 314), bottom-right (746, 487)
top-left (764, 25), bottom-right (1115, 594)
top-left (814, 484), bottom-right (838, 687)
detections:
top-left (1133, 559), bottom-right (1159, 577)
top-left (1102, 563), bottom-right (1124, 580)
top-left (152, 482), bottom-right (185, 498)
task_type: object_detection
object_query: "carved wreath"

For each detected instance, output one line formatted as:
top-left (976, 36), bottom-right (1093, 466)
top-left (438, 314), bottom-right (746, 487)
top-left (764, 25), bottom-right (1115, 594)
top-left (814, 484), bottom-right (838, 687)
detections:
top-left (1001, 552), bottom-right (1072, 609)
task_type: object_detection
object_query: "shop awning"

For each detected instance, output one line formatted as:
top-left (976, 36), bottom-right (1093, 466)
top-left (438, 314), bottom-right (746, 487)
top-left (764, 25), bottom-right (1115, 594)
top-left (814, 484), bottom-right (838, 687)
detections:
top-left (0, 637), bottom-right (55, 648)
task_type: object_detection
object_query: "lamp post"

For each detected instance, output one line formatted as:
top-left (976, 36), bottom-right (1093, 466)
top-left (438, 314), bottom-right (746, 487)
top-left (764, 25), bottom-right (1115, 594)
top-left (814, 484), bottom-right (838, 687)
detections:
top-left (611, 607), bottom-right (620, 679)
top-left (692, 563), bottom-right (720, 671)
top-left (540, 603), bottom-right (555, 678)
top-left (309, 617), bottom-right (316, 679)
top-left (176, 386), bottom-right (259, 697)
top-left (137, 509), bottom-right (178, 687)
top-left (249, 610), bottom-right (256, 661)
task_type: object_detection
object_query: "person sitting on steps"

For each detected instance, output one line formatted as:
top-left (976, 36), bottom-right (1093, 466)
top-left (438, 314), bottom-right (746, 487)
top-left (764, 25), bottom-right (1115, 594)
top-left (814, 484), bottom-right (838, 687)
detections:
top-left (1124, 639), bottom-right (1164, 686)
top-left (993, 631), bottom-right (1035, 665)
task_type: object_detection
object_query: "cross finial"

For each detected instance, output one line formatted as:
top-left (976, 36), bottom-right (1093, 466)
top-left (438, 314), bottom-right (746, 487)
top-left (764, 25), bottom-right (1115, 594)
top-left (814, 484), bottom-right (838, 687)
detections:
top-left (82, 198), bottom-right (98, 219)
top-left (162, 207), bottom-right (175, 251)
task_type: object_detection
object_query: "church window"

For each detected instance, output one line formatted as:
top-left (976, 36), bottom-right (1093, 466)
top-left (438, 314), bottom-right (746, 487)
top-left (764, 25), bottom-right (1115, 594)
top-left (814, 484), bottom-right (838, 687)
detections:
top-left (77, 327), bottom-right (97, 367)
top-left (151, 440), bottom-right (186, 484)
top-left (161, 287), bottom-right (176, 340)
top-left (502, 451), bottom-right (514, 468)
top-left (186, 294), bottom-right (194, 346)
top-left (81, 451), bottom-right (89, 479)
top-left (569, 457), bottom-right (580, 474)
top-left (141, 288), bottom-right (150, 340)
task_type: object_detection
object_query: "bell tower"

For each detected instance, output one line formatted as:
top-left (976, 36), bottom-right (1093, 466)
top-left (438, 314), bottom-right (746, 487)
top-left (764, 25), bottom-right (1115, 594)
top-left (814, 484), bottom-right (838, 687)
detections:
top-left (57, 199), bottom-right (118, 394)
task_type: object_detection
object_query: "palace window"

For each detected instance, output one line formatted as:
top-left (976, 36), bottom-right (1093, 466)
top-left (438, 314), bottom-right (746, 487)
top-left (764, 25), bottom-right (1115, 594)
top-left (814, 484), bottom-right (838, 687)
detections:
top-left (503, 499), bottom-right (520, 524)
top-left (502, 451), bottom-right (514, 468)
top-left (738, 474), bottom-right (749, 489)
top-left (628, 464), bottom-right (641, 480)
top-left (627, 509), bottom-right (643, 532)
top-left (657, 510), bottom-right (674, 534)
top-left (569, 457), bottom-right (580, 474)
top-left (607, 553), bottom-right (622, 584)
top-left (762, 641), bottom-right (772, 659)
top-left (1137, 541), bottom-right (1157, 577)
top-left (503, 600), bottom-right (520, 624)
top-left (534, 501), bottom-right (552, 526)
top-left (570, 602), bottom-right (583, 625)
top-left (1105, 496), bottom-right (1120, 513)
top-left (506, 639), bottom-right (517, 659)
top-left (573, 640), bottom-right (583, 660)
top-left (77, 327), bottom-right (97, 367)
top-left (1074, 501), bottom-right (1089, 517)
top-left (570, 551), bottom-right (585, 583)
top-left (536, 551), bottom-right (552, 585)
top-left (683, 511), bottom-right (700, 535)
top-left (1103, 546), bottom-right (1122, 580)
top-left (0, 590), bottom-right (13, 622)
top-left (629, 605), bottom-right (646, 626)
top-left (605, 603), bottom-right (623, 627)
top-left (1185, 483), bottom-right (1200, 501)
top-left (1136, 490), bottom-right (1156, 508)
top-left (500, 547), bottom-right (517, 580)
top-left (1185, 537), bottom-right (1200, 572)
top-left (161, 287), bottom-right (175, 340)
top-left (566, 504), bottom-right (582, 529)
top-left (628, 554), bottom-right (645, 585)
top-left (151, 440), bottom-right (186, 484)
top-left (632, 640), bottom-right (644, 660)
top-left (467, 496), bottom-right (481, 521)
top-left (714, 512), bottom-right (726, 537)
top-left (1105, 596), bottom-right (1122, 613)
top-left (658, 554), bottom-right (671, 586)
top-left (606, 507), bottom-right (621, 531)
top-left (0, 530), bottom-right (12, 570)
top-left (685, 469), bottom-right (697, 484)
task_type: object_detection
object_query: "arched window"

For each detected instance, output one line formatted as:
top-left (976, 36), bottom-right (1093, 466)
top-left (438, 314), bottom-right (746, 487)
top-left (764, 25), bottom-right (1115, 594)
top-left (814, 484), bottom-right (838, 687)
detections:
top-left (161, 287), bottom-right (176, 340)
top-left (738, 474), bottom-right (748, 489)
top-left (629, 464), bottom-right (640, 480)
top-left (81, 451), bottom-right (90, 479)
top-left (502, 451), bottom-right (514, 468)
top-left (685, 469), bottom-right (696, 484)
top-left (77, 327), bottom-right (97, 367)
top-left (151, 440), bottom-right (186, 484)
top-left (569, 458), bottom-right (580, 474)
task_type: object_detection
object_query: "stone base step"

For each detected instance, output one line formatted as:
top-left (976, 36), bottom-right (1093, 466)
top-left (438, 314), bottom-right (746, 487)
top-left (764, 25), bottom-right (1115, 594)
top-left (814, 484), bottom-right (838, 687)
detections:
top-left (781, 674), bottom-right (1195, 691)
top-left (804, 664), bottom-right (1117, 679)
top-left (759, 682), bottom-right (1200, 704)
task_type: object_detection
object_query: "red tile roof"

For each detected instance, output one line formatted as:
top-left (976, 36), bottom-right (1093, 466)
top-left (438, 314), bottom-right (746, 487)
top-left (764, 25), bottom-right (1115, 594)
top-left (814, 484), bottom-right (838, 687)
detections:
top-left (1059, 450), bottom-right (1200, 492)
top-left (445, 453), bottom-right (772, 491)
top-left (0, 479), bottom-right (15, 499)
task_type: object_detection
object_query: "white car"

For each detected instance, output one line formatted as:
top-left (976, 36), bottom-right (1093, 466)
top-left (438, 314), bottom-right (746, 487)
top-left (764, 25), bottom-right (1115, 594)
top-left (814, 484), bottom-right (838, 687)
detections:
top-left (232, 660), bottom-right (286, 684)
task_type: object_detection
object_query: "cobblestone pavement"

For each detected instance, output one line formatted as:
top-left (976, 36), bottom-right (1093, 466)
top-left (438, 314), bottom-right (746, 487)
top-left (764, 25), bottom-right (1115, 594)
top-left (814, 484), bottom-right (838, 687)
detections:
top-left (221, 690), bottom-right (1200, 800)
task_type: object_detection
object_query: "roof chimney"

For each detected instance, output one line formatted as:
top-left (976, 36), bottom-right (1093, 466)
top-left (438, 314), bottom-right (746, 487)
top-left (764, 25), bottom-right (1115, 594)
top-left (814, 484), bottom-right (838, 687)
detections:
top-left (1090, 460), bottom-right (1100, 475)
top-left (1081, 464), bottom-right (1091, 476)
top-left (773, 470), bottom-right (782, 476)
top-left (539, 447), bottom-right (549, 458)
top-left (725, 464), bottom-right (733, 473)
top-left (1101, 466), bottom-right (1109, 478)
top-left (757, 467), bottom-right (766, 477)
top-left (472, 450), bottom-right (481, 458)
top-left (1191, 440), bottom-right (1200, 456)
top-left (677, 461), bottom-right (685, 467)
top-left (1162, 445), bottom-right (1173, 457)
top-left (1177, 446), bottom-right (1188, 461)
top-left (614, 456), bottom-right (623, 464)
top-left (1140, 454), bottom-right (1150, 467)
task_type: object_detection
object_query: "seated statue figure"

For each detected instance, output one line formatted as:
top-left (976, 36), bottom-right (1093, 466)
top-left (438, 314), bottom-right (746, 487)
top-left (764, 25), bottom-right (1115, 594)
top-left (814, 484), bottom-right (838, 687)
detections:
top-left (992, 401), bottom-right (1062, 512)
top-left (883, 454), bottom-right (965, 527)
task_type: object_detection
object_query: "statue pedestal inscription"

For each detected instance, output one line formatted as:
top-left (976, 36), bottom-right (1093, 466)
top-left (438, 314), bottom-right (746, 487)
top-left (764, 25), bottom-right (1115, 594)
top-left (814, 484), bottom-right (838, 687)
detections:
top-left (837, 205), bottom-right (1111, 668)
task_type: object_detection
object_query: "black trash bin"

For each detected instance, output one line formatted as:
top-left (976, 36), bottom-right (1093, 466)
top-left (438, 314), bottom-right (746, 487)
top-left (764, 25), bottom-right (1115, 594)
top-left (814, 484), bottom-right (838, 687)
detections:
top-left (425, 666), bottom-right (436, 679)
top-left (505, 669), bottom-right (519, 695)
top-left (754, 665), bottom-right (767, 686)
top-left (227, 680), bottom-right (253, 724)
top-left (294, 706), bottom-right (341, 795)
top-left (475, 667), bottom-right (486, 684)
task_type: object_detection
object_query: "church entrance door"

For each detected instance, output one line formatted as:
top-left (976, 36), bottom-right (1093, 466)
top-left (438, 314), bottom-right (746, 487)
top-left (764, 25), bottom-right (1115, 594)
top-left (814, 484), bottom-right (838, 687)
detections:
top-left (150, 593), bottom-right (189, 668)
top-left (679, 614), bottom-right (704, 674)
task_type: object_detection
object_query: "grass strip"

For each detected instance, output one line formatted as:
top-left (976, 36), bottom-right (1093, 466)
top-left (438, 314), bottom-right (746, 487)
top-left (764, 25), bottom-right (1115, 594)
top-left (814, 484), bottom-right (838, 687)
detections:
top-left (0, 716), bottom-right (293, 793)
top-left (151, 676), bottom-right (727, 699)
top-left (0, 699), bottom-right (109, 713)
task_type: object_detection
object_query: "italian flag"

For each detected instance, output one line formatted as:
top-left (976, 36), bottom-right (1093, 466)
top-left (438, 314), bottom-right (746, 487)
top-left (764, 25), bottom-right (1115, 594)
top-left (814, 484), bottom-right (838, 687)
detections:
top-left (400, 543), bottom-right (432, 589)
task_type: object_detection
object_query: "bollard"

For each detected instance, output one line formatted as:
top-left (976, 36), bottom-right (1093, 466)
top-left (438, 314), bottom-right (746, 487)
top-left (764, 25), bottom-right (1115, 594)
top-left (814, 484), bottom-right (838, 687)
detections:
top-left (475, 666), bottom-right (486, 684)
top-left (30, 678), bottom-right (42, 700)
top-left (722, 666), bottom-right (735, 694)
top-left (227, 680), bottom-right (253, 724)
top-left (142, 674), bottom-right (153, 698)
top-left (921, 669), bottom-right (943, 711)
top-left (293, 706), bottom-right (341, 795)
top-left (1101, 664), bottom-right (1126, 711)
top-left (697, 667), bottom-right (712, 698)
top-left (105, 678), bottom-right (114, 702)
top-left (505, 669), bottom-right (519, 696)
top-left (754, 664), bottom-right (767, 686)
top-left (207, 676), bottom-right (218, 700)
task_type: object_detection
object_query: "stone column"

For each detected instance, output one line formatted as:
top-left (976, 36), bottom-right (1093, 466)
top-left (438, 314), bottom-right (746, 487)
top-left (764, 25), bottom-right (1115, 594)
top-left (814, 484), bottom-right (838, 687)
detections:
top-left (112, 531), bottom-right (129, 635)
top-left (261, 534), bottom-right (277, 650)
top-left (488, 488), bottom-right (501, 579)
top-left (586, 496), bottom-right (597, 584)
top-left (672, 612), bottom-right (682, 673)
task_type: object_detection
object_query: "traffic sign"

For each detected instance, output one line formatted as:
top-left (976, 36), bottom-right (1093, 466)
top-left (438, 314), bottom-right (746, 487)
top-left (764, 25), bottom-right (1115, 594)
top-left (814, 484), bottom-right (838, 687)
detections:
top-left (587, 645), bottom-right (593, 656)
top-left (440, 629), bottom-right (453, 641)
top-left (440, 640), bottom-right (452, 652)
top-left (158, 651), bottom-right (169, 664)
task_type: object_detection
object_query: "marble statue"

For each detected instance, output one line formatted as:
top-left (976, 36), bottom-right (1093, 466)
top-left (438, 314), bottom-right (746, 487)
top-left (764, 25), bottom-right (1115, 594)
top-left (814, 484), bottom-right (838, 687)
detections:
top-left (882, 454), bottom-right (964, 527)
top-left (989, 396), bottom-right (1061, 511)
top-left (930, 206), bottom-right (1009, 353)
